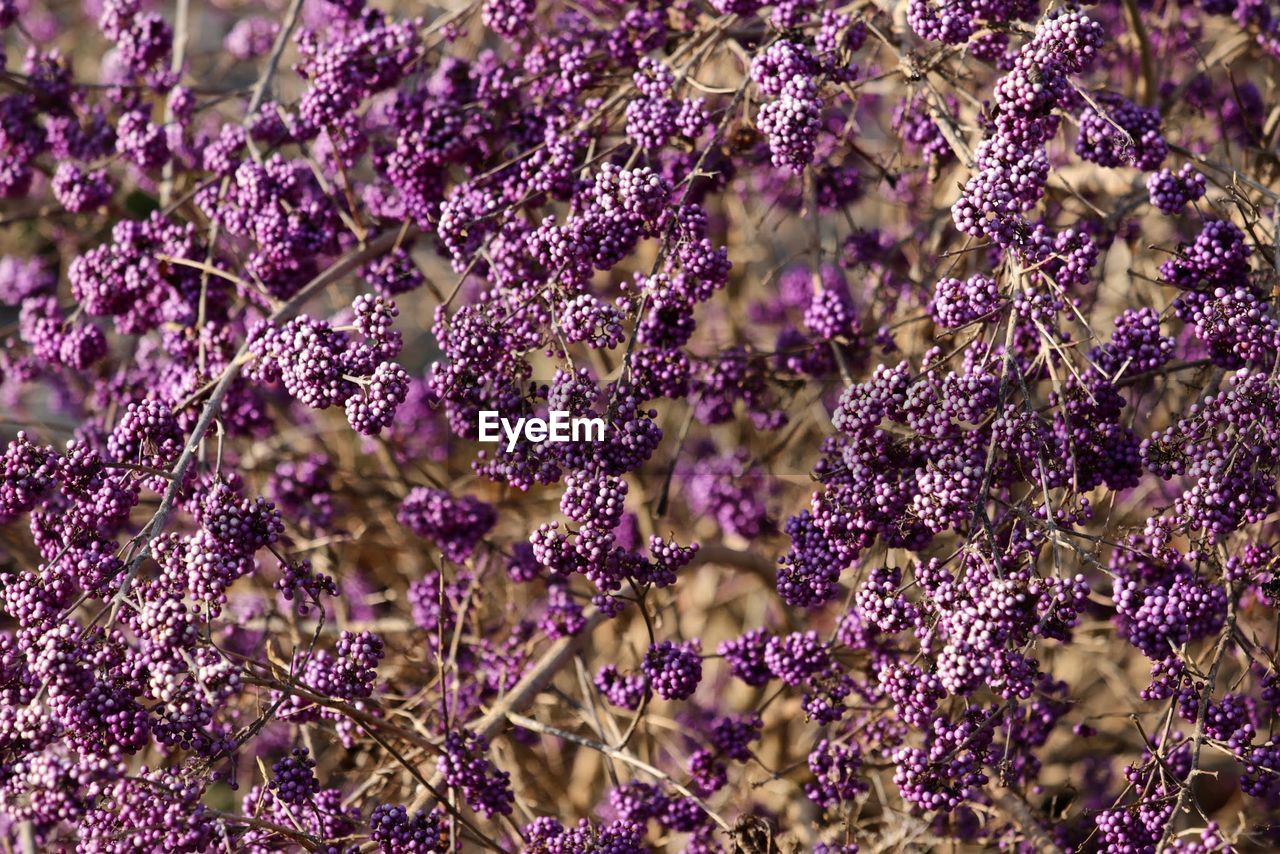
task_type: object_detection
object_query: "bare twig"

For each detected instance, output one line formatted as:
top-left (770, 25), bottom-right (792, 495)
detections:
top-left (406, 608), bottom-right (606, 814)
top-left (246, 0), bottom-right (306, 119)
top-left (506, 711), bottom-right (733, 832)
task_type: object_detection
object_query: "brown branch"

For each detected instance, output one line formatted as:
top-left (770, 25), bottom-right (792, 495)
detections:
top-left (689, 542), bottom-right (778, 586)
top-left (1122, 0), bottom-right (1157, 106)
top-left (245, 0), bottom-right (305, 118)
top-left (405, 607), bottom-right (606, 813)
top-left (209, 809), bottom-right (321, 851)
top-left (1156, 590), bottom-right (1238, 851)
top-left (990, 787), bottom-right (1064, 854)
top-left (506, 711), bottom-right (733, 832)
top-left (241, 674), bottom-right (438, 752)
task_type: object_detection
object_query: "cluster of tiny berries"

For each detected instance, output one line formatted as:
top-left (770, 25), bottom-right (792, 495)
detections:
top-left (0, 0), bottom-right (1276, 851)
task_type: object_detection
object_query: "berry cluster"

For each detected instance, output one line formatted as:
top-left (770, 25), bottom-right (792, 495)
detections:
top-left (0, 0), bottom-right (1276, 851)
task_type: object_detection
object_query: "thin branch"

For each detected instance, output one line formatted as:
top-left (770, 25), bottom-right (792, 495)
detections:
top-left (246, 0), bottom-right (306, 118)
top-left (405, 607), bottom-right (606, 813)
top-left (506, 711), bottom-right (733, 832)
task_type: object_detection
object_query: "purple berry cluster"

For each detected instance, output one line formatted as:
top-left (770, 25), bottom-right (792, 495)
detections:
top-left (0, 0), bottom-right (1276, 851)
